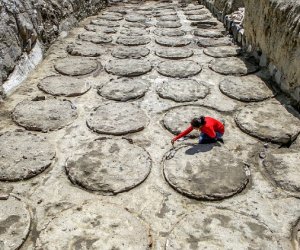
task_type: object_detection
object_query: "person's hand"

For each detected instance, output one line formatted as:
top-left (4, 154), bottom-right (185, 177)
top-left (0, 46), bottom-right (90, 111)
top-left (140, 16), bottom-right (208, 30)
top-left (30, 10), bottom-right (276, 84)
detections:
top-left (171, 139), bottom-right (175, 145)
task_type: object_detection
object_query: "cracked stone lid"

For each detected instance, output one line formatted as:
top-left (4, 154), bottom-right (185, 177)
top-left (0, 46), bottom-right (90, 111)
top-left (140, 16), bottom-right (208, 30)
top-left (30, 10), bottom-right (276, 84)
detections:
top-left (106, 59), bottom-right (152, 76)
top-left (209, 57), bottom-right (259, 75)
top-left (66, 41), bottom-right (104, 57)
top-left (35, 202), bottom-right (151, 249)
top-left (157, 79), bottom-right (209, 102)
top-left (87, 102), bottom-right (149, 135)
top-left (0, 131), bottom-right (55, 181)
top-left (66, 138), bottom-right (151, 194)
top-left (163, 144), bottom-right (250, 200)
top-left (153, 29), bottom-right (186, 37)
top-left (98, 78), bottom-right (149, 101)
top-left (155, 47), bottom-right (194, 59)
top-left (125, 14), bottom-right (148, 22)
top-left (219, 75), bottom-right (274, 102)
top-left (235, 101), bottom-right (300, 144)
top-left (54, 57), bottom-right (100, 76)
top-left (112, 46), bottom-right (150, 59)
top-left (157, 60), bottom-right (202, 78)
top-left (192, 29), bottom-right (223, 38)
top-left (156, 21), bottom-right (182, 28)
top-left (116, 36), bottom-right (151, 46)
top-left (38, 75), bottom-right (91, 97)
top-left (166, 207), bottom-right (280, 249)
top-left (203, 45), bottom-right (241, 58)
top-left (0, 196), bottom-right (31, 250)
top-left (12, 99), bottom-right (78, 132)
top-left (197, 37), bottom-right (233, 47)
top-left (90, 19), bottom-right (120, 27)
top-left (155, 36), bottom-right (191, 47)
top-left (79, 32), bottom-right (112, 44)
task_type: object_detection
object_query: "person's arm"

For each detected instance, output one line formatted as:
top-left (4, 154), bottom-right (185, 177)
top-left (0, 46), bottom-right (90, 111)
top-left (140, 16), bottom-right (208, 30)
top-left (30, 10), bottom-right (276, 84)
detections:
top-left (172, 126), bottom-right (193, 142)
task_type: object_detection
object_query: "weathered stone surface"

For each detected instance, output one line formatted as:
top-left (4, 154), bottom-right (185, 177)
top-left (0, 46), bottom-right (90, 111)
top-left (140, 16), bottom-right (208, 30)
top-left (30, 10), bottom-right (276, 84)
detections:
top-left (186, 14), bottom-right (212, 21)
top-left (79, 32), bottom-right (112, 44)
top-left (153, 29), bottom-right (186, 37)
top-left (214, 0), bottom-right (245, 14)
top-left (155, 37), bottom-right (191, 47)
top-left (157, 79), bottom-right (209, 102)
top-left (66, 41), bottom-right (104, 57)
top-left (98, 78), bottom-right (149, 101)
top-left (38, 75), bottom-right (91, 97)
top-left (36, 202), bottom-right (151, 249)
top-left (156, 21), bottom-right (182, 28)
top-left (219, 75), bottom-right (274, 102)
top-left (106, 59), bottom-right (152, 76)
top-left (125, 14), bottom-right (148, 22)
top-left (203, 46), bottom-right (241, 58)
top-left (84, 25), bottom-right (117, 34)
top-left (157, 60), bottom-right (202, 78)
top-left (87, 102), bottom-right (149, 135)
top-left (123, 22), bottom-right (151, 29)
top-left (193, 29), bottom-right (223, 38)
top-left (98, 14), bottom-right (123, 21)
top-left (0, 196), bottom-right (31, 250)
top-left (209, 57), bottom-right (259, 75)
top-left (235, 101), bottom-right (300, 143)
top-left (166, 207), bottom-right (280, 249)
top-left (185, 9), bottom-right (209, 15)
top-left (197, 37), bottom-right (233, 47)
top-left (116, 36), bottom-right (151, 46)
top-left (120, 28), bottom-right (149, 36)
top-left (66, 138), bottom-right (151, 194)
top-left (183, 4), bottom-right (204, 11)
top-left (155, 47), bottom-right (194, 59)
top-left (54, 57), bottom-right (100, 76)
top-left (90, 19), bottom-right (120, 27)
top-left (111, 46), bottom-right (150, 59)
top-left (158, 15), bottom-right (179, 22)
top-left (12, 99), bottom-right (78, 132)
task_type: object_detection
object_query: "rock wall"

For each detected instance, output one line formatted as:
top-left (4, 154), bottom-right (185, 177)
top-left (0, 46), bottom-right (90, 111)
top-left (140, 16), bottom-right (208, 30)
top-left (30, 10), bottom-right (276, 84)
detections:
top-left (202, 0), bottom-right (244, 15)
top-left (0, 0), bottom-right (107, 96)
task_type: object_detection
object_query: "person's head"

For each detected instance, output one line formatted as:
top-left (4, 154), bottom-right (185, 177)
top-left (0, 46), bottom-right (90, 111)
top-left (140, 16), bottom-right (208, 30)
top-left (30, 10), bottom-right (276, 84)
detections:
top-left (191, 116), bottom-right (205, 128)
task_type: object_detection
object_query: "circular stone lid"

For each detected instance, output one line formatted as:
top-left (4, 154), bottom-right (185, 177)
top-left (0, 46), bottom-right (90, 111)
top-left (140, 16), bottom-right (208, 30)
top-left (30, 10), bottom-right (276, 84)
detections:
top-left (183, 5), bottom-right (204, 11)
top-left (35, 202), bottom-right (151, 249)
top-left (98, 78), bottom-right (149, 101)
top-left (90, 19), bottom-right (120, 27)
top-left (79, 32), bottom-right (112, 44)
top-left (66, 138), bottom-right (151, 194)
top-left (203, 46), bottom-right (241, 58)
top-left (157, 60), bottom-right (202, 78)
top-left (219, 75), bottom-right (274, 102)
top-left (0, 196), bottom-right (31, 250)
top-left (155, 47), bottom-right (193, 59)
top-left (111, 46), bottom-right (150, 59)
top-left (192, 29), bottom-right (223, 38)
top-left (84, 25), bottom-right (117, 33)
top-left (157, 15), bottom-right (179, 21)
top-left (120, 28), bottom-right (149, 36)
top-left (125, 14), bottom-right (147, 22)
top-left (87, 102), bottom-right (149, 135)
top-left (105, 59), bottom-right (152, 76)
top-left (98, 14), bottom-right (123, 21)
top-left (54, 57), bottom-right (100, 76)
top-left (156, 21), bottom-right (182, 28)
top-left (0, 131), bottom-right (55, 181)
top-left (197, 37), bottom-right (233, 47)
top-left (12, 99), bottom-right (78, 132)
top-left (66, 41), bottom-right (103, 57)
top-left (184, 9), bottom-right (209, 15)
top-left (186, 14), bottom-right (212, 21)
top-left (38, 75), bottom-right (91, 97)
top-left (155, 37), bottom-right (191, 47)
top-left (153, 29), bottom-right (186, 37)
top-left (116, 36), bottom-right (151, 46)
top-left (235, 101), bottom-right (300, 143)
top-left (157, 79), bottom-right (209, 102)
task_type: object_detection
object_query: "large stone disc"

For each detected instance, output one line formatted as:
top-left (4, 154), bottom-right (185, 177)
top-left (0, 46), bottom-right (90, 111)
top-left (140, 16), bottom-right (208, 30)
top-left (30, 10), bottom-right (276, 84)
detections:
top-left (157, 79), bottom-right (209, 102)
top-left (156, 21), bottom-right (182, 28)
top-left (158, 15), bottom-right (179, 21)
top-left (0, 131), bottom-right (55, 181)
top-left (210, 57), bottom-right (259, 75)
top-left (155, 47), bottom-right (194, 59)
top-left (90, 19), bottom-right (120, 27)
top-left (0, 196), bottom-right (31, 250)
top-left (84, 24), bottom-right (117, 34)
top-left (153, 29), bottom-right (186, 37)
top-left (123, 22), bottom-right (151, 29)
top-left (163, 105), bottom-right (223, 138)
top-left (184, 9), bottom-right (209, 15)
top-left (87, 102), bottom-right (149, 135)
top-left (54, 57), bottom-right (100, 76)
top-left (12, 99), bottom-right (78, 132)
top-left (112, 46), bottom-right (150, 59)
top-left (204, 46), bottom-right (241, 58)
top-left (98, 78), bottom-right (149, 101)
top-left (98, 14), bottom-right (123, 21)
top-left (193, 29), bottom-right (223, 38)
top-left (105, 59), bottom-right (152, 76)
top-left (66, 138), bottom-right (151, 194)
top-left (155, 37), bottom-right (191, 47)
top-left (79, 32), bottom-right (112, 44)
top-left (35, 202), bottom-right (151, 249)
top-left (66, 41), bottom-right (103, 57)
top-left (197, 37), bottom-right (233, 47)
top-left (166, 207), bottom-right (280, 249)
top-left (219, 75), bottom-right (274, 102)
top-left (235, 101), bottom-right (300, 143)
top-left (120, 28), bottom-right (149, 36)
top-left (38, 75), bottom-right (91, 97)
top-left (125, 14), bottom-right (147, 22)
top-left (157, 60), bottom-right (202, 78)
top-left (116, 36), bottom-right (151, 46)
top-left (183, 5), bottom-right (204, 11)
top-left (186, 14), bottom-right (212, 21)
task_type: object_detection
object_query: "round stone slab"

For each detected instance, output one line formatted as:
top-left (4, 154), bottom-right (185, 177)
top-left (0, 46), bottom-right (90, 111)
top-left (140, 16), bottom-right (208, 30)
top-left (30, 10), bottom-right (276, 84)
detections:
top-left (219, 75), bottom-right (274, 102)
top-left (235, 101), bottom-right (300, 143)
top-left (204, 45), bottom-right (241, 58)
top-left (106, 59), bottom-right (152, 76)
top-left (155, 37), bottom-right (191, 47)
top-left (153, 29), bottom-right (186, 37)
top-left (157, 60), bottom-right (201, 78)
top-left (98, 14), bottom-right (123, 21)
top-left (163, 105), bottom-right (223, 138)
top-left (166, 207), bottom-right (280, 249)
top-left (157, 79), bottom-right (209, 102)
top-left (125, 14), bottom-right (147, 22)
top-left (54, 58), bottom-right (99, 76)
top-left (90, 19), bottom-right (120, 27)
top-left (66, 41), bottom-right (103, 57)
top-left (155, 47), bottom-right (193, 59)
top-left (120, 28), bottom-right (149, 36)
top-left (38, 75), bottom-right (91, 97)
top-left (123, 22), bottom-right (151, 29)
top-left (98, 78), bottom-right (149, 101)
top-left (0, 196), bottom-right (31, 250)
top-left (163, 144), bottom-right (249, 200)
top-left (116, 36), bottom-right (150, 46)
top-left (0, 131), bottom-right (55, 181)
top-left (210, 57), bottom-right (259, 75)
top-left (184, 9), bottom-right (209, 15)
top-left (79, 32), bottom-right (112, 44)
top-left (193, 29), bottom-right (223, 38)
top-left (87, 102), bottom-right (149, 135)
top-left (35, 202), bottom-right (151, 249)
top-left (186, 14), bottom-right (212, 21)
top-left (12, 99), bottom-right (78, 132)
top-left (112, 46), bottom-right (150, 59)
top-left (197, 37), bottom-right (233, 47)
top-left (156, 21), bottom-right (182, 28)
top-left (84, 24), bottom-right (117, 34)
top-left (66, 138), bottom-right (151, 194)
top-left (158, 15), bottom-right (179, 21)
top-left (183, 5), bottom-right (204, 11)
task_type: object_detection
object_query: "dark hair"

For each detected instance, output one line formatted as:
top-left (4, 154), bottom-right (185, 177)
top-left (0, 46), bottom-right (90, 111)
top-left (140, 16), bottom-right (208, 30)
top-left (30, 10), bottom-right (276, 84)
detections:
top-left (191, 116), bottom-right (205, 127)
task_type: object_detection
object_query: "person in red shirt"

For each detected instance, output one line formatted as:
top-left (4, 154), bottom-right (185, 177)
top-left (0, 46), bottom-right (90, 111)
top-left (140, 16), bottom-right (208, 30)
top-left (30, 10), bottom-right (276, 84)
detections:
top-left (171, 116), bottom-right (225, 144)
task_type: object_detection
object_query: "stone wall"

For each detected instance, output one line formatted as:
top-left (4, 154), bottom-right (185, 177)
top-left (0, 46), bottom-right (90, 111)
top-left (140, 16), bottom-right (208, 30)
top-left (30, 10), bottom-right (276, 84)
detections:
top-left (0, 0), bottom-right (107, 97)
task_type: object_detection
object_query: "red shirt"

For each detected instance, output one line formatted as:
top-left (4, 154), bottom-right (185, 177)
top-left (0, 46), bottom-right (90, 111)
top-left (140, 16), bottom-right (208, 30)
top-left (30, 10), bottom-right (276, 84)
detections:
top-left (173, 117), bottom-right (224, 141)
